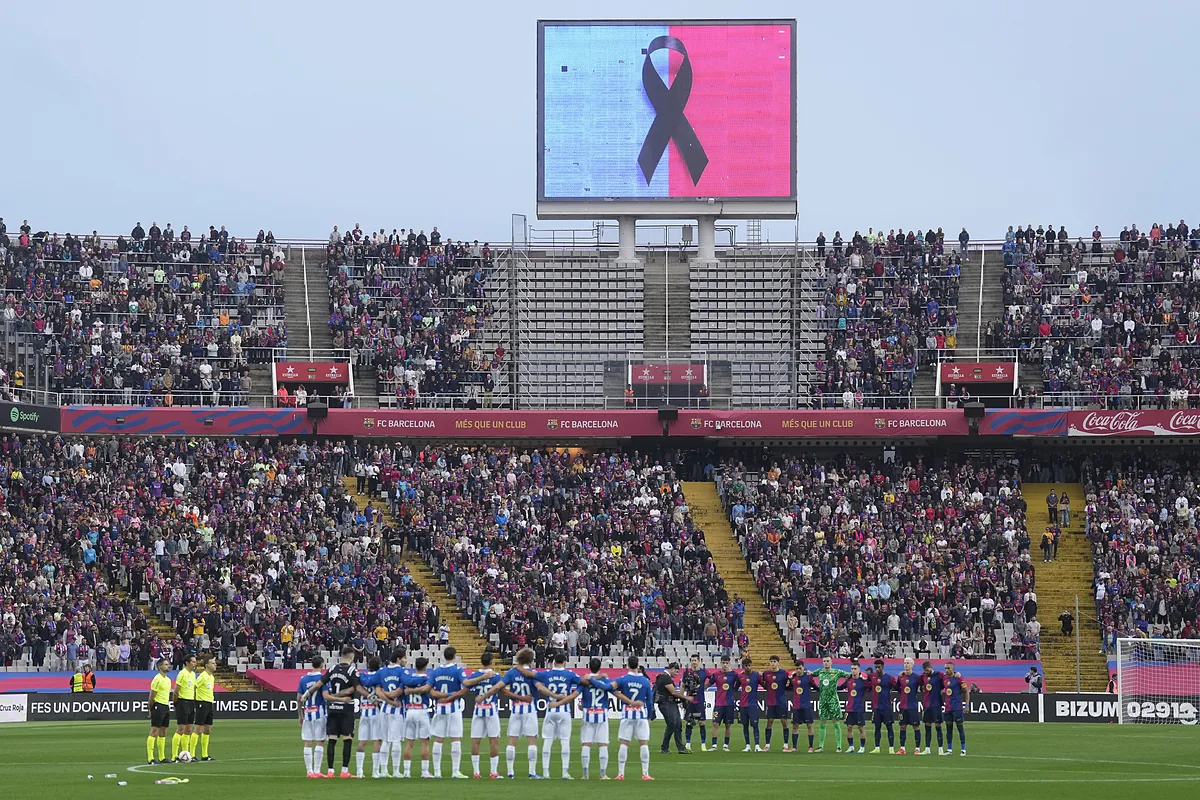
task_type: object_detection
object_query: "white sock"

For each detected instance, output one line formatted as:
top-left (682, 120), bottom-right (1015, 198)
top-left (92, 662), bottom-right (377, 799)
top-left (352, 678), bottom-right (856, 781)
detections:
top-left (618, 743), bottom-right (628, 777)
top-left (471, 754), bottom-right (480, 774)
top-left (403, 759), bottom-right (411, 777)
top-left (314, 745), bottom-right (324, 773)
top-left (372, 749), bottom-right (382, 777)
top-left (356, 751), bottom-right (365, 775)
top-left (391, 743), bottom-right (402, 774)
top-left (599, 746), bottom-right (609, 775)
top-left (304, 746), bottom-right (313, 774)
top-left (490, 755), bottom-right (499, 775)
top-left (450, 741), bottom-right (462, 775)
top-left (527, 745), bottom-right (538, 775)
top-left (420, 759), bottom-right (429, 775)
top-left (640, 744), bottom-right (650, 777)
top-left (432, 742), bottom-right (443, 777)
top-left (542, 741), bottom-right (552, 776)
top-left (581, 746), bottom-right (591, 774)
top-left (506, 745), bottom-right (516, 775)
top-left (561, 741), bottom-right (571, 774)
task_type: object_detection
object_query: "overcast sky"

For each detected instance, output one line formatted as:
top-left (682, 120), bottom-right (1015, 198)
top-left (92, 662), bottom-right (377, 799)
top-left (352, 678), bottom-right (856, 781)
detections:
top-left (4, 0), bottom-right (1196, 244)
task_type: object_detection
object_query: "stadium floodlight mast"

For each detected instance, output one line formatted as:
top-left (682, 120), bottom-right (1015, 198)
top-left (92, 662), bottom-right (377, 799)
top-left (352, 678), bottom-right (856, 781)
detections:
top-left (1115, 638), bottom-right (1200, 725)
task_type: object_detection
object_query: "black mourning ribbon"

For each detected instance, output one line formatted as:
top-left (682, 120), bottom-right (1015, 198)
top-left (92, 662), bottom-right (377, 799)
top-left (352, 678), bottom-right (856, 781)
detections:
top-left (638, 36), bottom-right (708, 186)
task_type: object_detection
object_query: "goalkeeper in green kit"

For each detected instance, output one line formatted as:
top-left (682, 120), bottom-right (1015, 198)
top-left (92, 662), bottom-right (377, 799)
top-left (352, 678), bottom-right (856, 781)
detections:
top-left (813, 656), bottom-right (851, 752)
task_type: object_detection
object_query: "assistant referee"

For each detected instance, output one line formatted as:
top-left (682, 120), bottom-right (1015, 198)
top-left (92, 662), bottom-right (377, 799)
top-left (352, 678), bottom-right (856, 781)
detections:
top-left (147, 659), bottom-right (172, 764)
top-left (172, 654), bottom-right (197, 762)
top-left (194, 656), bottom-right (216, 761)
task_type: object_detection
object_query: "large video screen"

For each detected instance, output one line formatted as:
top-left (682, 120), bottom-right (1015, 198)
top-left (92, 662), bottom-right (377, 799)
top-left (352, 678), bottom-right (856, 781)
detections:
top-left (538, 20), bottom-right (796, 202)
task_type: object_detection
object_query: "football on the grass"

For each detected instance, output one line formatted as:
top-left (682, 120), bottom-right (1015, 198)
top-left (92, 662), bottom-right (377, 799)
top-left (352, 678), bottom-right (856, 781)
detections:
top-left (178, 751), bottom-right (192, 762)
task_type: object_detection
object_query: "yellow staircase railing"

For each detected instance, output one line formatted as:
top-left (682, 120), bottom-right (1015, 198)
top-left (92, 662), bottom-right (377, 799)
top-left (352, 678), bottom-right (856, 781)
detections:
top-left (1022, 482), bottom-right (1109, 691)
top-left (682, 481), bottom-right (790, 667)
top-left (342, 478), bottom-right (502, 668)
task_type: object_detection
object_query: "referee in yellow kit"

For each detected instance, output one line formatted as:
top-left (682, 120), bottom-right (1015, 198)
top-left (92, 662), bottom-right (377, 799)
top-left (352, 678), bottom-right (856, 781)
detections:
top-left (147, 659), bottom-right (172, 764)
top-left (194, 656), bottom-right (217, 761)
top-left (172, 654), bottom-right (197, 762)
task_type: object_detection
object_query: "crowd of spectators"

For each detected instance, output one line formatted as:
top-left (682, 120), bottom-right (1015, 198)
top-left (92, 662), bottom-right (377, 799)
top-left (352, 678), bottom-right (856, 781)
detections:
top-left (715, 450), bottom-right (1043, 661)
top-left (809, 228), bottom-right (961, 409)
top-left (988, 221), bottom-right (1200, 408)
top-left (1081, 451), bottom-right (1200, 651)
top-left (325, 225), bottom-right (501, 408)
top-left (376, 446), bottom-right (739, 659)
top-left (0, 219), bottom-right (288, 407)
top-left (0, 434), bottom-right (440, 672)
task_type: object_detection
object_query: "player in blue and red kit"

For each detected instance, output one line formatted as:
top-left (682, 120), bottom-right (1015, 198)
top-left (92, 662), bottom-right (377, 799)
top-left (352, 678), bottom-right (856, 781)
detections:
top-left (737, 658), bottom-right (762, 752)
top-left (841, 662), bottom-right (869, 754)
top-left (761, 656), bottom-right (790, 751)
top-left (708, 656), bottom-right (740, 752)
top-left (894, 657), bottom-right (923, 755)
top-left (919, 660), bottom-right (945, 754)
top-left (788, 662), bottom-right (817, 752)
top-left (867, 659), bottom-right (896, 754)
top-left (942, 662), bottom-right (969, 756)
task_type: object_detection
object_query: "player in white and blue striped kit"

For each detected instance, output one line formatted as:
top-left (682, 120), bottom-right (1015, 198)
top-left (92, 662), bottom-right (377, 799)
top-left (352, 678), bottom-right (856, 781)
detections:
top-left (353, 657), bottom-right (384, 777)
top-left (376, 647), bottom-right (409, 778)
top-left (579, 657), bottom-right (616, 780)
top-left (613, 656), bottom-right (655, 781)
top-left (469, 651), bottom-right (503, 779)
top-left (537, 651), bottom-right (582, 779)
top-left (296, 656), bottom-right (327, 778)
top-left (427, 646), bottom-right (498, 779)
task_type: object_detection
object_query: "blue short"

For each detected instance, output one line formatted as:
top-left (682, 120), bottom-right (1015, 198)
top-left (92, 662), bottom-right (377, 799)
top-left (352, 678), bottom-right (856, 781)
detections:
top-left (873, 709), bottom-right (894, 725)
top-left (714, 705), bottom-right (737, 725)
top-left (922, 706), bottom-right (944, 724)
top-left (739, 707), bottom-right (760, 724)
top-left (900, 708), bottom-right (920, 726)
top-left (791, 704), bottom-right (813, 726)
top-left (944, 709), bottom-right (964, 724)
top-left (845, 710), bottom-right (866, 727)
top-left (765, 704), bottom-right (788, 720)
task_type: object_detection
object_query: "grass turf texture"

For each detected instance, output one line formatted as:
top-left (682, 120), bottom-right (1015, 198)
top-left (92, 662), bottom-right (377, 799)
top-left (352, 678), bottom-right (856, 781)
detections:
top-left (1, 720), bottom-right (1198, 798)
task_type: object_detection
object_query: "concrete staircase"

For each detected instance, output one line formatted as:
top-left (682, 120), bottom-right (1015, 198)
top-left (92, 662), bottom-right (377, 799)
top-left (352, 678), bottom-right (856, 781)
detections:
top-left (116, 590), bottom-right (257, 691)
top-left (341, 479), bottom-right (500, 667)
top-left (955, 251), bottom-right (985, 354)
top-left (642, 250), bottom-right (691, 355)
top-left (913, 370), bottom-right (937, 408)
top-left (682, 481), bottom-right (789, 667)
top-left (1023, 482), bottom-right (1108, 692)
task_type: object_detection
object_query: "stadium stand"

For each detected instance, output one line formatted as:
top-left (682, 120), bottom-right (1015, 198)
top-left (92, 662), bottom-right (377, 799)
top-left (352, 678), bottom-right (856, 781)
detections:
top-left (713, 451), bottom-right (1042, 664)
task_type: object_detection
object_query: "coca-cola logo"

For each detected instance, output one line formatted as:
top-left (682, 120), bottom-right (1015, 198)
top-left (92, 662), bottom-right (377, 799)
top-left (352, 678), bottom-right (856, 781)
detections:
top-left (1168, 412), bottom-right (1200, 432)
top-left (1080, 412), bottom-right (1145, 432)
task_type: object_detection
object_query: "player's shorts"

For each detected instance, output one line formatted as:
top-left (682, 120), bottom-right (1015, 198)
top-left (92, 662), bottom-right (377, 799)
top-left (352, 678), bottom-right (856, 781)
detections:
top-left (873, 708), bottom-right (895, 725)
top-left (846, 710), bottom-right (866, 727)
top-left (899, 708), bottom-right (920, 727)
top-left (766, 703), bottom-right (788, 720)
top-left (580, 719), bottom-right (610, 745)
top-left (327, 711), bottom-right (356, 738)
top-left (922, 706), bottom-right (944, 724)
top-left (384, 713), bottom-right (406, 743)
top-left (791, 704), bottom-right (814, 725)
top-left (944, 709), bottom-right (964, 724)
top-left (714, 705), bottom-right (737, 725)
top-left (542, 711), bottom-right (572, 741)
top-left (403, 709), bottom-right (432, 740)
top-left (194, 701), bottom-right (214, 727)
top-left (506, 712), bottom-right (539, 739)
top-left (302, 716), bottom-right (328, 741)
top-left (431, 712), bottom-right (464, 739)
top-left (174, 698), bottom-right (195, 725)
top-left (470, 715), bottom-right (501, 739)
top-left (739, 706), bottom-right (760, 724)
top-left (618, 718), bottom-right (650, 742)
top-left (151, 702), bottom-right (171, 728)
top-left (358, 714), bottom-right (383, 741)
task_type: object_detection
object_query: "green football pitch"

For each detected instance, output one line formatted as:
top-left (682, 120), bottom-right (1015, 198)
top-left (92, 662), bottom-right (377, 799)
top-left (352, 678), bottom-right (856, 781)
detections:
top-left (1, 720), bottom-right (1198, 799)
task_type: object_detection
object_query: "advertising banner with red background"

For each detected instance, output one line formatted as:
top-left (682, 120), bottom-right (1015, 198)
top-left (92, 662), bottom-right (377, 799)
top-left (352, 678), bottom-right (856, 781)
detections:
top-left (318, 410), bottom-right (664, 438)
top-left (274, 362), bottom-right (349, 385)
top-left (1066, 410), bottom-right (1200, 437)
top-left (629, 363), bottom-right (707, 386)
top-left (939, 362), bottom-right (1015, 384)
top-left (673, 410), bottom-right (968, 437)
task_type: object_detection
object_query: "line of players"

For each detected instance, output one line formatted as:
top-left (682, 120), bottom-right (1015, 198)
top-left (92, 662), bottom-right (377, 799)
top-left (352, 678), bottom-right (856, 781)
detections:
top-left (682, 654), bottom-right (970, 756)
top-left (297, 645), bottom-right (659, 780)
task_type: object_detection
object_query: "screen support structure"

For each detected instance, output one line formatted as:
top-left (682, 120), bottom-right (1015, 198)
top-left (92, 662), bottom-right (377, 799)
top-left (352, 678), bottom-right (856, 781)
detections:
top-left (615, 214), bottom-right (719, 267)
